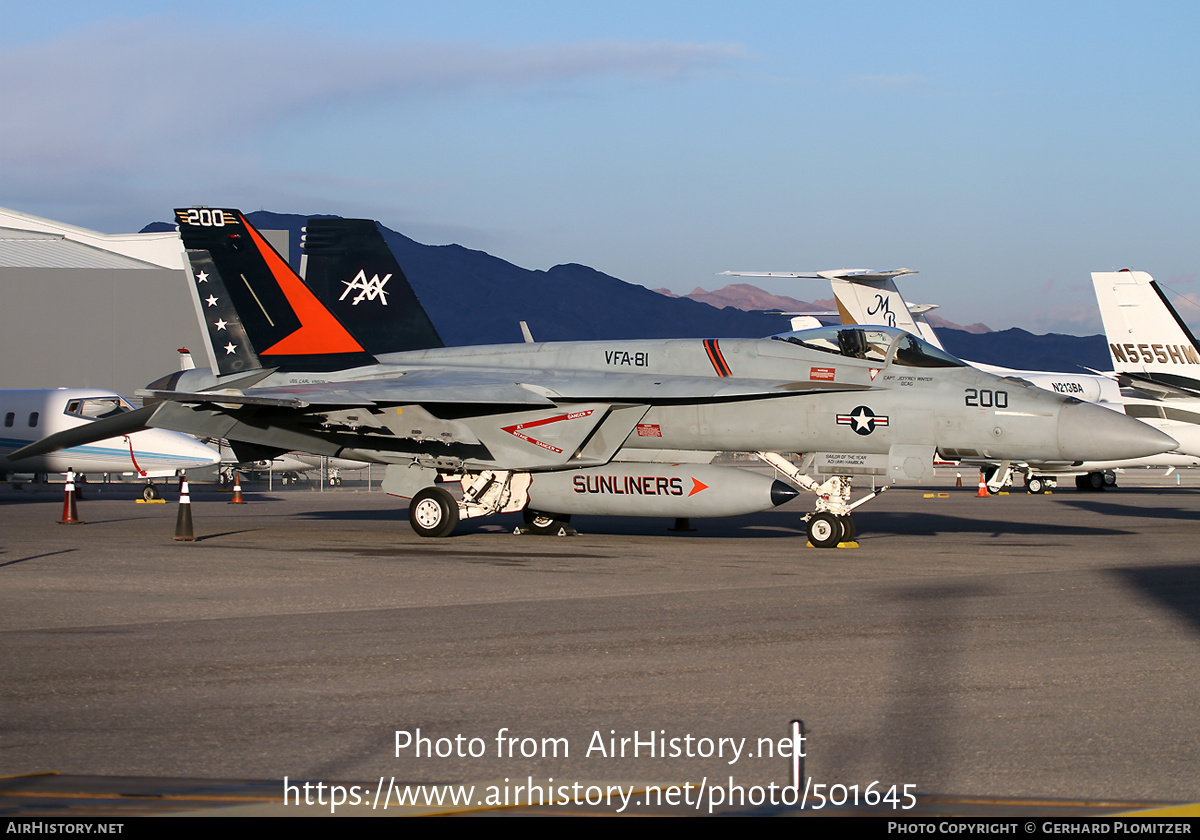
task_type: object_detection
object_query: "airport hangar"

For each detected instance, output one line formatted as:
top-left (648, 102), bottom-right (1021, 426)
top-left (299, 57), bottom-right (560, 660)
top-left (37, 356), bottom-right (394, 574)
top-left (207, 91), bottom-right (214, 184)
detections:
top-left (0, 207), bottom-right (286, 402)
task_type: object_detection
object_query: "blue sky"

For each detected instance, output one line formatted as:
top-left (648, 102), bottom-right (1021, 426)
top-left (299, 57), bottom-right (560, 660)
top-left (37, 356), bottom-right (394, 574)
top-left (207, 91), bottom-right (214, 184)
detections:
top-left (4, 1), bottom-right (1199, 334)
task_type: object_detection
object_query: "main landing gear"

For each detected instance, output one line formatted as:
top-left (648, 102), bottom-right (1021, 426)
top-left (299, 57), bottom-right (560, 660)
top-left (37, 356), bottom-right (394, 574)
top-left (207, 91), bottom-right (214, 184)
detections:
top-left (1075, 470), bottom-right (1116, 492)
top-left (1023, 474), bottom-right (1057, 494)
top-left (408, 487), bottom-right (459, 538)
top-left (522, 508), bottom-right (572, 536)
top-left (407, 470), bottom-right (533, 538)
top-left (755, 452), bottom-right (882, 549)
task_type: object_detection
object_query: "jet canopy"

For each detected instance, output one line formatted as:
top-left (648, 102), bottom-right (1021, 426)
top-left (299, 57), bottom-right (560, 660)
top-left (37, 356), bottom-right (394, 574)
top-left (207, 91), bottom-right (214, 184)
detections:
top-left (64, 395), bottom-right (135, 420)
top-left (771, 325), bottom-right (966, 368)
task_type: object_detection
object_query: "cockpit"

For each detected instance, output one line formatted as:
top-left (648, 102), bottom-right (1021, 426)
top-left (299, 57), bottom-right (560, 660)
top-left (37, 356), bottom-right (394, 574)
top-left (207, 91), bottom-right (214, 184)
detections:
top-left (64, 396), bottom-right (135, 421)
top-left (770, 325), bottom-right (966, 368)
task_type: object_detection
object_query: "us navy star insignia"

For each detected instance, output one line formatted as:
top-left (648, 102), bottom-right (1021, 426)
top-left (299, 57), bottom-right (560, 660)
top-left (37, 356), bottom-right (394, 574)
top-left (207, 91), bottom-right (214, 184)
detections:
top-left (836, 405), bottom-right (890, 436)
top-left (223, 342), bottom-right (237, 355)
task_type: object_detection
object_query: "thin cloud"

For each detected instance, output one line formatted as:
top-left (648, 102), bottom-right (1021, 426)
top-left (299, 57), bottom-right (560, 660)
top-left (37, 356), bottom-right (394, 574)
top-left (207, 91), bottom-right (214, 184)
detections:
top-left (0, 16), bottom-right (745, 174)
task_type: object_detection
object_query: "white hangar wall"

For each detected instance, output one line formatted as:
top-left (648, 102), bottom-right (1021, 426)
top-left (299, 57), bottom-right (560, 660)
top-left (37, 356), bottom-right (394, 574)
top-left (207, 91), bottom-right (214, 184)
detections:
top-left (0, 207), bottom-right (286, 401)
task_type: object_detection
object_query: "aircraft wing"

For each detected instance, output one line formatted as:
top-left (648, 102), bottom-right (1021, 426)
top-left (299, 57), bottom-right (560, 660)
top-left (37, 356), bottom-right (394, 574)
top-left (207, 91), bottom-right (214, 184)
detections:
top-left (130, 369), bottom-right (874, 472)
top-left (720, 269), bottom-right (918, 282)
top-left (142, 369), bottom-right (557, 410)
top-left (1118, 372), bottom-right (1200, 401)
top-left (146, 368), bottom-right (869, 410)
top-left (23, 366), bottom-right (871, 472)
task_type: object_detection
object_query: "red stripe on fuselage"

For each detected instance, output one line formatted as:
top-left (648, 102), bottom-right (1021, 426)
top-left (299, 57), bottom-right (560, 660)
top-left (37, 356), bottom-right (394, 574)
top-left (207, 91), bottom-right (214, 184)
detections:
top-left (704, 339), bottom-right (732, 377)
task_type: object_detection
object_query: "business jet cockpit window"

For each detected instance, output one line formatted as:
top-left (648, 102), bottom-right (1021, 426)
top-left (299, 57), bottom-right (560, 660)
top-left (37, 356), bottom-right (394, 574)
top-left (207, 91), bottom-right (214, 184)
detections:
top-left (64, 397), bottom-right (134, 421)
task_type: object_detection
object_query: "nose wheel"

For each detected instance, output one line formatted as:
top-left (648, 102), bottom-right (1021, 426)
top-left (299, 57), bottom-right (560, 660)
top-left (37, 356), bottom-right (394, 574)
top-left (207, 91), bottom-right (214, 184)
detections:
top-left (806, 512), bottom-right (852, 549)
top-left (837, 515), bottom-right (856, 542)
top-left (754, 451), bottom-right (877, 549)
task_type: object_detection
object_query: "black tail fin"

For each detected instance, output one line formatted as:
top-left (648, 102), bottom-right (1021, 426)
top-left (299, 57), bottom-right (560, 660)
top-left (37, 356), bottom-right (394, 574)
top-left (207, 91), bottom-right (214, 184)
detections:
top-left (300, 218), bottom-right (444, 354)
top-left (174, 208), bottom-right (376, 375)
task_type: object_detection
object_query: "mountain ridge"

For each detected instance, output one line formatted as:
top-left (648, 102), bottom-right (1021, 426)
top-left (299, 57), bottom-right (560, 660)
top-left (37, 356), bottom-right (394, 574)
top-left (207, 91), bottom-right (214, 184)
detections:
top-left (142, 213), bottom-right (1109, 372)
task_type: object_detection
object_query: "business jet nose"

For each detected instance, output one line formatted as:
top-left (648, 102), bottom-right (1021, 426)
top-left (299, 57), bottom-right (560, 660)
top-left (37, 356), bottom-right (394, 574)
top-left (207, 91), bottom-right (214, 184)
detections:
top-left (184, 437), bottom-right (222, 469)
top-left (1056, 401), bottom-right (1178, 462)
top-left (133, 429), bottom-right (222, 471)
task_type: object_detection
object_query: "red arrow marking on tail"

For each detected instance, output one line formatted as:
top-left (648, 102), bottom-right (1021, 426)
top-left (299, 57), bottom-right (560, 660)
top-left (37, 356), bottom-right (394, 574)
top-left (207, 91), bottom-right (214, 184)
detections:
top-left (239, 214), bottom-right (365, 356)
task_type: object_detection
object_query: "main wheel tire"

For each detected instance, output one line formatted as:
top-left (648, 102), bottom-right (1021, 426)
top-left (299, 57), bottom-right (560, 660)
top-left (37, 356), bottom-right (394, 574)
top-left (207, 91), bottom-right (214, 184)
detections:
top-left (1087, 471), bottom-right (1105, 491)
top-left (523, 509), bottom-right (570, 535)
top-left (807, 512), bottom-right (843, 548)
top-left (1103, 470), bottom-right (1117, 487)
top-left (142, 484), bottom-right (160, 502)
top-left (837, 515), bottom-right (857, 542)
top-left (1027, 476), bottom-right (1044, 494)
top-left (408, 487), bottom-right (459, 538)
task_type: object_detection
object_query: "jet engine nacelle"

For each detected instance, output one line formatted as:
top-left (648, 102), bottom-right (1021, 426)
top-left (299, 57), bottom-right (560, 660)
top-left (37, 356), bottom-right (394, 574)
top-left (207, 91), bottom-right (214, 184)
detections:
top-left (527, 462), bottom-right (798, 518)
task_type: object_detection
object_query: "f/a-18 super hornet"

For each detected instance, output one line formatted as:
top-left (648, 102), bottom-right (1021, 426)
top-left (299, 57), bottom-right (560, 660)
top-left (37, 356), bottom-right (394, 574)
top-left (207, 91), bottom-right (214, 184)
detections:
top-left (16, 209), bottom-right (1176, 545)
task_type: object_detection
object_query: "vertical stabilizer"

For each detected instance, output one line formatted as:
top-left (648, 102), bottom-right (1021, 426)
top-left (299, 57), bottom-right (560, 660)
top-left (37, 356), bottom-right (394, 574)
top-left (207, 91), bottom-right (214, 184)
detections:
top-left (300, 218), bottom-right (444, 355)
top-left (174, 208), bottom-right (374, 375)
top-left (829, 275), bottom-right (945, 349)
top-left (1092, 270), bottom-right (1200, 388)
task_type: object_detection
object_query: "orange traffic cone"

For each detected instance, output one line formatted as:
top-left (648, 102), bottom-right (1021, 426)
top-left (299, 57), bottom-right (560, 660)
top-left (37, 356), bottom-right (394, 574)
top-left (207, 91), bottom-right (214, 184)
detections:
top-left (174, 479), bottom-right (196, 541)
top-left (955, 472), bottom-right (962, 488)
top-left (58, 470), bottom-right (84, 524)
top-left (976, 471), bottom-right (989, 498)
top-left (229, 472), bottom-right (246, 504)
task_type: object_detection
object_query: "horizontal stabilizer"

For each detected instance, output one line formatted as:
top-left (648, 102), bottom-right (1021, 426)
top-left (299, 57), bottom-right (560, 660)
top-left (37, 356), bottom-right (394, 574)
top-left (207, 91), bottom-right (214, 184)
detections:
top-left (721, 268), bottom-right (917, 282)
top-left (139, 390), bottom-right (317, 409)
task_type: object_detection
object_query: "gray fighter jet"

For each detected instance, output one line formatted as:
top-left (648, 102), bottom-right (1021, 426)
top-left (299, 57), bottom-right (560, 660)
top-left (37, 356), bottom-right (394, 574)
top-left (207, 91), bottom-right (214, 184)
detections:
top-left (17, 209), bottom-right (1175, 545)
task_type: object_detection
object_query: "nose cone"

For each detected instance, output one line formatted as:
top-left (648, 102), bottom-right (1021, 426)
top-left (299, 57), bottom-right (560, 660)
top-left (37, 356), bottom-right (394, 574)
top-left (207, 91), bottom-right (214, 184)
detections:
top-left (182, 437), bottom-right (222, 469)
top-left (1057, 401), bottom-right (1178, 462)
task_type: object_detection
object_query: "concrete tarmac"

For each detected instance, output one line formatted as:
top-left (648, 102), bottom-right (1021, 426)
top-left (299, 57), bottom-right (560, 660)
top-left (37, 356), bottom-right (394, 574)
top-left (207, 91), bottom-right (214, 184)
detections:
top-left (2, 473), bottom-right (1198, 815)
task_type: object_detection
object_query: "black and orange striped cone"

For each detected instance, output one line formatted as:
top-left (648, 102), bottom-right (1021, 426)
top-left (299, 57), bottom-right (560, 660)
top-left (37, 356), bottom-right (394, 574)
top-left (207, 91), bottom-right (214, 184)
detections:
top-left (173, 479), bottom-right (196, 541)
top-left (58, 471), bottom-right (83, 524)
top-left (229, 472), bottom-right (246, 504)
